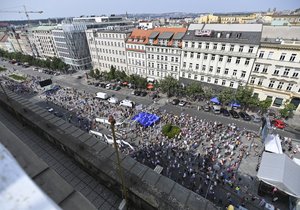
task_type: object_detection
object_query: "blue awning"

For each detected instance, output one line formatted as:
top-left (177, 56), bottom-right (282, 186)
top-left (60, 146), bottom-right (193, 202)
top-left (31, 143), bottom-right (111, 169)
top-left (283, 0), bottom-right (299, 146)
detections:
top-left (132, 112), bottom-right (160, 127)
top-left (210, 97), bottom-right (220, 104)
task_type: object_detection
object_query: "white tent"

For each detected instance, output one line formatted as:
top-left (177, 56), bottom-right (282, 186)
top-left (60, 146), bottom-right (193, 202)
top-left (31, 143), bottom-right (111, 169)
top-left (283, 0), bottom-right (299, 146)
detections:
top-left (264, 134), bottom-right (283, 154)
top-left (257, 152), bottom-right (300, 198)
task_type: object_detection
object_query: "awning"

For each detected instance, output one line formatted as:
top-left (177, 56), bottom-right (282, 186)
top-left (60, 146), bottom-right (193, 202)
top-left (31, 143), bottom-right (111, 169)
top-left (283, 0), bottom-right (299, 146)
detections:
top-left (210, 97), bottom-right (220, 104)
top-left (257, 152), bottom-right (300, 198)
top-left (264, 134), bottom-right (283, 154)
top-left (273, 97), bottom-right (283, 106)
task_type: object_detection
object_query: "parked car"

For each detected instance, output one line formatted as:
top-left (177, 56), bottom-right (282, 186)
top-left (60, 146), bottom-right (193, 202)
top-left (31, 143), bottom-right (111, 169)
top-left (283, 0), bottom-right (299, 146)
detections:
top-left (54, 112), bottom-right (63, 117)
top-left (120, 99), bottom-right (135, 108)
top-left (113, 86), bottom-right (121, 91)
top-left (108, 97), bottom-right (119, 104)
top-left (212, 105), bottom-right (221, 114)
top-left (178, 101), bottom-right (187, 107)
top-left (221, 108), bottom-right (230, 117)
top-left (251, 114), bottom-right (261, 123)
top-left (172, 99), bottom-right (180, 105)
top-left (33, 67), bottom-right (39, 71)
top-left (239, 111), bottom-right (251, 121)
top-left (272, 119), bottom-right (286, 129)
top-left (204, 105), bottom-right (210, 112)
top-left (229, 110), bottom-right (239, 118)
top-left (133, 90), bottom-right (141, 96)
top-left (77, 75), bottom-right (82, 79)
top-left (140, 91), bottom-right (147, 97)
top-left (105, 84), bottom-right (111, 89)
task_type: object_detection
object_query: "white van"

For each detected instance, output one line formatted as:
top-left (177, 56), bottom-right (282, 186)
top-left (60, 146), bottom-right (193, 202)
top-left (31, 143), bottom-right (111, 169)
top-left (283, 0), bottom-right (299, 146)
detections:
top-left (120, 99), bottom-right (135, 108)
top-left (95, 92), bottom-right (109, 100)
top-left (212, 105), bottom-right (221, 114)
top-left (108, 97), bottom-right (119, 104)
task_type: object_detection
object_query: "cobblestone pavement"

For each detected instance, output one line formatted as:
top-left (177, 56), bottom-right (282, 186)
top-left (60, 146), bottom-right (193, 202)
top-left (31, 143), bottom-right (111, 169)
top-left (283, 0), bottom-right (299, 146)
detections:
top-left (0, 106), bottom-right (121, 210)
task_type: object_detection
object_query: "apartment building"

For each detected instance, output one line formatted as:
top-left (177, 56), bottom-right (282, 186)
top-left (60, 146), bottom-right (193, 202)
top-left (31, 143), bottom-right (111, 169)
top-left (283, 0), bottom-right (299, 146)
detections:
top-left (146, 27), bottom-right (187, 81)
top-left (126, 29), bottom-right (153, 76)
top-left (249, 26), bottom-right (300, 112)
top-left (86, 29), bottom-right (130, 72)
top-left (31, 25), bottom-right (58, 58)
top-left (180, 24), bottom-right (262, 90)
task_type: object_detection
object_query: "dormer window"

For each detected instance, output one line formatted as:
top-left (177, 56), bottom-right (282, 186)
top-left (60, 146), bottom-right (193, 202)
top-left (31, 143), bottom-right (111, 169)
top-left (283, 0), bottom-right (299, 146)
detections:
top-left (173, 40), bottom-right (178, 47)
top-left (149, 38), bottom-right (153, 44)
top-left (236, 33), bottom-right (241, 39)
top-left (217, 32), bottom-right (222, 38)
top-left (226, 33), bottom-right (231, 38)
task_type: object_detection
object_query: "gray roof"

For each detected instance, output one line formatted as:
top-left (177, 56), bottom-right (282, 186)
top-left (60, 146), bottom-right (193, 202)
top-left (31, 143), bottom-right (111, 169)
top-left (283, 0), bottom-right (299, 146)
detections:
top-left (203, 24), bottom-right (262, 32)
top-left (173, 32), bottom-right (185, 40)
top-left (262, 26), bottom-right (300, 40)
top-left (158, 32), bottom-right (174, 39)
top-left (149, 31), bottom-right (159, 39)
top-left (188, 24), bottom-right (205, 30)
top-left (182, 30), bottom-right (262, 45)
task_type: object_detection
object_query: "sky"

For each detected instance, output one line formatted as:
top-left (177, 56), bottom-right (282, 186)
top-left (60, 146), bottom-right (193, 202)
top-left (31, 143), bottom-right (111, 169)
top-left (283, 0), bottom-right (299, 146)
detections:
top-left (0, 0), bottom-right (299, 20)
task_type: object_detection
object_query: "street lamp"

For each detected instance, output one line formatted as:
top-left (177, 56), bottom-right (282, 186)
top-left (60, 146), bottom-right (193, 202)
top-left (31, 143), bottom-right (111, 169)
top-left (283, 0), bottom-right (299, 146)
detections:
top-left (108, 115), bottom-right (128, 209)
top-left (205, 163), bottom-right (220, 199)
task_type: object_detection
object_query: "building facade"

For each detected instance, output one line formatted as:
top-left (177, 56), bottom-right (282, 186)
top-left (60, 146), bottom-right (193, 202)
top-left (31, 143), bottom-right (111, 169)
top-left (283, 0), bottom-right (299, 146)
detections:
top-left (249, 26), bottom-right (300, 112)
top-left (180, 24), bottom-right (262, 90)
top-left (146, 27), bottom-right (187, 81)
top-left (86, 29), bottom-right (130, 72)
top-left (31, 26), bottom-right (58, 58)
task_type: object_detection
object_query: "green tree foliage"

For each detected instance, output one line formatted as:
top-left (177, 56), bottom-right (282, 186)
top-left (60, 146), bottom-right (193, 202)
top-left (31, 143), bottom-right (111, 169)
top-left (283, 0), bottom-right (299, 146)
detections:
top-left (258, 99), bottom-right (272, 113)
top-left (162, 124), bottom-right (181, 139)
top-left (126, 74), bottom-right (147, 88)
top-left (185, 82), bottom-right (204, 97)
top-left (235, 86), bottom-right (254, 107)
top-left (88, 69), bottom-right (95, 78)
top-left (159, 76), bottom-right (181, 97)
top-left (280, 103), bottom-right (296, 118)
top-left (218, 88), bottom-right (235, 105)
top-left (0, 49), bottom-right (68, 71)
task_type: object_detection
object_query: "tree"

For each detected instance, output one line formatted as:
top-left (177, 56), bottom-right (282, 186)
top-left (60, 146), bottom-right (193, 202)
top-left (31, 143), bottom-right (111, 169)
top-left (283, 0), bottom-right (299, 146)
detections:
top-left (235, 86), bottom-right (254, 108)
top-left (107, 66), bottom-right (116, 80)
top-left (258, 99), bottom-right (272, 113)
top-left (89, 69), bottom-right (95, 78)
top-left (185, 82), bottom-right (204, 98)
top-left (94, 69), bottom-right (100, 79)
top-left (280, 103), bottom-right (295, 119)
top-left (218, 88), bottom-right (235, 105)
top-left (159, 76), bottom-right (181, 97)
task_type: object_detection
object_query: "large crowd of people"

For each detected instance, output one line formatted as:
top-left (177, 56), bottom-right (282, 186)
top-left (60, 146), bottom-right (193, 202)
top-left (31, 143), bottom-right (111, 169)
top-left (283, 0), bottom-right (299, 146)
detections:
top-left (2, 74), bottom-right (297, 209)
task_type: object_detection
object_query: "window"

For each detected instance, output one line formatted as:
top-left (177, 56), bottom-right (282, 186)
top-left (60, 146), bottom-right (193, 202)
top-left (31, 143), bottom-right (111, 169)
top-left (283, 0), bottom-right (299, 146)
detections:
top-left (279, 53), bottom-right (286, 61)
top-left (171, 57), bottom-right (174, 62)
top-left (207, 77), bottom-right (211, 82)
top-left (286, 83), bottom-right (293, 91)
top-left (222, 80), bottom-right (226, 85)
top-left (241, 71), bottom-right (246, 78)
top-left (189, 63), bottom-right (193, 68)
top-left (201, 76), bottom-right (204, 81)
top-left (190, 52), bottom-right (194, 58)
top-left (233, 69), bottom-right (237, 76)
top-left (245, 58), bottom-right (250, 65)
top-left (213, 43), bottom-right (217, 49)
top-left (290, 54), bottom-right (296, 61)
top-left (230, 82), bottom-right (234, 87)
top-left (198, 42), bottom-right (202, 48)
top-left (191, 42), bottom-right (195, 48)
top-left (214, 79), bottom-right (218, 84)
top-left (196, 64), bottom-right (199, 70)
top-left (268, 51), bottom-right (274, 59)
top-left (211, 54), bottom-right (215, 60)
top-left (165, 56), bottom-right (168, 61)
top-left (292, 72), bottom-right (299, 78)
top-left (184, 51), bottom-right (187, 57)
top-left (221, 44), bottom-right (226, 50)
top-left (268, 80), bottom-right (275, 88)
top-left (183, 62), bottom-right (186, 68)
top-left (194, 75), bottom-right (198, 80)
top-left (236, 57), bottom-right (241, 64)
top-left (204, 54), bottom-right (208, 60)
top-left (188, 74), bottom-right (191, 79)
top-left (250, 77), bottom-right (255, 84)
top-left (259, 51), bottom-right (264, 58)
top-left (248, 46), bottom-right (254, 53)
top-left (217, 67), bottom-right (221, 73)
top-left (258, 79), bottom-right (263, 86)
top-left (230, 45), bottom-right (234, 51)
top-left (224, 68), bottom-right (229, 74)
top-left (182, 72), bottom-right (185, 77)
top-left (239, 46), bottom-right (244, 52)
top-left (227, 56), bottom-right (232, 63)
top-left (197, 53), bottom-right (201, 58)
top-left (202, 65), bottom-right (206, 71)
top-left (273, 69), bottom-right (279, 75)
top-left (262, 66), bottom-right (268, 73)
top-left (219, 56), bottom-right (223, 62)
top-left (209, 66), bottom-right (213, 72)
top-left (283, 68), bottom-right (290, 76)
top-left (277, 82), bottom-right (284, 89)
top-left (175, 57), bottom-right (178, 62)
top-left (254, 64), bottom-right (260, 72)
top-left (184, 41), bottom-right (188, 47)
top-left (206, 43), bottom-right (209, 49)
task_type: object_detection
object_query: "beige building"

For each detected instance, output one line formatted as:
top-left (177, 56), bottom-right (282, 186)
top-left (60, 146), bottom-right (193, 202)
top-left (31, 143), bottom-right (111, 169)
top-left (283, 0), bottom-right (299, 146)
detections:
top-left (86, 29), bottom-right (130, 72)
top-left (31, 25), bottom-right (58, 58)
top-left (197, 14), bottom-right (219, 24)
top-left (272, 14), bottom-right (300, 25)
top-left (219, 13), bottom-right (257, 24)
top-left (249, 26), bottom-right (300, 112)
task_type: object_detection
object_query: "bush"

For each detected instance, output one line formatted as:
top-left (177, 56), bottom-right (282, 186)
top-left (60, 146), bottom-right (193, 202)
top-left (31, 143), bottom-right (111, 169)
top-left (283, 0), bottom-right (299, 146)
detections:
top-left (9, 74), bottom-right (26, 81)
top-left (162, 124), bottom-right (181, 139)
top-left (0, 66), bottom-right (6, 72)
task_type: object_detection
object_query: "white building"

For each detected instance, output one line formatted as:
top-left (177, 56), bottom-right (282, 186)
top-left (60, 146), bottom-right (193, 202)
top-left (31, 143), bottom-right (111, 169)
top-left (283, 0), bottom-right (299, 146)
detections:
top-left (249, 26), bottom-right (300, 112)
top-left (31, 25), bottom-right (58, 58)
top-left (86, 29), bottom-right (130, 72)
top-left (146, 27), bottom-right (187, 81)
top-left (180, 24), bottom-right (262, 90)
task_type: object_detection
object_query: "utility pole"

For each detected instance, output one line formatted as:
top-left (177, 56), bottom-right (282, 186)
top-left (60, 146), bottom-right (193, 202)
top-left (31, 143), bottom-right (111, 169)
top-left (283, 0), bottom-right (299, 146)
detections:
top-left (108, 115), bottom-right (128, 209)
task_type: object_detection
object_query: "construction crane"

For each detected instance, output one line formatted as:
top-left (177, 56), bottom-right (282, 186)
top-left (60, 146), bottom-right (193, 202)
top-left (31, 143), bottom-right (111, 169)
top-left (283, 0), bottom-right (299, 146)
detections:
top-left (0, 5), bottom-right (43, 24)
